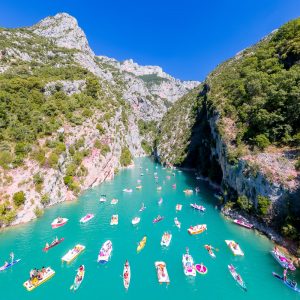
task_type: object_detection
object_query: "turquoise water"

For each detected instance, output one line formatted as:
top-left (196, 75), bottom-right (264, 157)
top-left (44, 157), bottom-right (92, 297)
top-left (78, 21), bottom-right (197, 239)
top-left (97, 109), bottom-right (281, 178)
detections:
top-left (0, 157), bottom-right (299, 299)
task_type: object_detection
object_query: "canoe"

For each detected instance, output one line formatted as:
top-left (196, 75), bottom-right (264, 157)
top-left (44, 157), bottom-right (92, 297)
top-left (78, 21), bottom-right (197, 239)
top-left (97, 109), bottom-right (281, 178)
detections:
top-left (225, 240), bottom-right (244, 256)
top-left (62, 244), bottom-right (85, 264)
top-left (110, 214), bottom-right (119, 225)
top-left (153, 216), bottom-right (164, 223)
top-left (228, 264), bottom-right (246, 290)
top-left (99, 195), bottom-right (107, 202)
top-left (161, 232), bottom-right (172, 247)
top-left (182, 250), bottom-right (196, 277)
top-left (204, 245), bottom-right (216, 258)
top-left (137, 236), bottom-right (147, 252)
top-left (190, 203), bottom-right (206, 212)
top-left (195, 264), bottom-right (208, 275)
top-left (97, 240), bottom-right (112, 264)
top-left (132, 217), bottom-right (140, 225)
top-left (71, 265), bottom-right (85, 291)
top-left (0, 259), bottom-right (21, 272)
top-left (233, 219), bottom-right (253, 229)
top-left (80, 213), bottom-right (94, 223)
top-left (174, 217), bottom-right (181, 229)
top-left (43, 238), bottom-right (64, 251)
top-left (155, 261), bottom-right (170, 284)
top-left (51, 217), bottom-right (68, 229)
top-left (23, 267), bottom-right (55, 291)
top-left (188, 224), bottom-right (207, 235)
top-left (272, 272), bottom-right (300, 293)
top-left (176, 204), bottom-right (182, 211)
top-left (111, 198), bottom-right (118, 205)
top-left (271, 249), bottom-right (296, 271)
top-left (123, 260), bottom-right (131, 290)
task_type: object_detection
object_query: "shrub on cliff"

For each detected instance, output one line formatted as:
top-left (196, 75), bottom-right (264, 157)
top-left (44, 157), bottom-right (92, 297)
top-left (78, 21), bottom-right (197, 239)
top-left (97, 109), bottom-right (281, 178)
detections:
top-left (257, 195), bottom-right (271, 216)
top-left (13, 191), bottom-right (26, 207)
top-left (295, 159), bottom-right (300, 171)
top-left (253, 134), bottom-right (271, 150)
top-left (281, 223), bottom-right (298, 239)
top-left (0, 150), bottom-right (13, 169)
top-left (47, 152), bottom-right (59, 168)
top-left (120, 147), bottom-right (132, 167)
top-left (237, 195), bottom-right (253, 212)
top-left (41, 194), bottom-right (50, 206)
top-left (34, 206), bottom-right (44, 218)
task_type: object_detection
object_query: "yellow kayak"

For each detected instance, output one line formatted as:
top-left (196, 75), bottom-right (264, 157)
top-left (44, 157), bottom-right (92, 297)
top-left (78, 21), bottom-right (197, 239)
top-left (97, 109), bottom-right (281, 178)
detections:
top-left (137, 236), bottom-right (147, 252)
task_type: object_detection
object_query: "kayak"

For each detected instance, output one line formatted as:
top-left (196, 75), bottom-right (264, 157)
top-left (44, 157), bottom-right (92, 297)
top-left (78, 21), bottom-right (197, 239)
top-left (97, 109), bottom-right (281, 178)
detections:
top-left (123, 260), bottom-right (131, 290)
top-left (139, 203), bottom-right (146, 212)
top-left (51, 217), bottom-right (68, 229)
top-left (110, 214), bottom-right (119, 225)
top-left (204, 245), bottom-right (216, 258)
top-left (158, 198), bottom-right (163, 205)
top-left (272, 272), bottom-right (300, 293)
top-left (155, 261), bottom-right (170, 284)
top-left (228, 264), bottom-right (247, 290)
top-left (123, 188), bottom-right (133, 193)
top-left (188, 224), bottom-right (207, 235)
top-left (176, 204), bottom-right (182, 211)
top-left (80, 213), bottom-right (94, 223)
top-left (98, 240), bottom-right (113, 264)
top-left (271, 248), bottom-right (296, 271)
top-left (0, 259), bottom-right (21, 272)
top-left (161, 232), bottom-right (172, 247)
top-left (111, 198), bottom-right (118, 205)
top-left (233, 219), bottom-right (253, 229)
top-left (190, 203), bottom-right (206, 212)
top-left (174, 217), bottom-right (181, 229)
top-left (99, 195), bottom-right (107, 202)
top-left (62, 244), bottom-right (85, 264)
top-left (136, 185), bottom-right (142, 189)
top-left (225, 240), bottom-right (244, 256)
top-left (70, 265), bottom-right (85, 291)
top-left (195, 264), bottom-right (208, 275)
top-left (23, 267), bottom-right (55, 291)
top-left (137, 236), bottom-right (147, 252)
top-left (182, 249), bottom-right (196, 277)
top-left (183, 189), bottom-right (193, 195)
top-left (43, 238), bottom-right (65, 251)
top-left (132, 217), bottom-right (140, 225)
top-left (153, 216), bottom-right (164, 223)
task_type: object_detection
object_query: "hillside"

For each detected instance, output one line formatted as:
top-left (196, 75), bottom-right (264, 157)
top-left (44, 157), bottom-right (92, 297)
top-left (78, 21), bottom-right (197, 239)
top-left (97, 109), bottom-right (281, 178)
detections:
top-left (157, 18), bottom-right (300, 247)
top-left (0, 13), bottom-right (199, 227)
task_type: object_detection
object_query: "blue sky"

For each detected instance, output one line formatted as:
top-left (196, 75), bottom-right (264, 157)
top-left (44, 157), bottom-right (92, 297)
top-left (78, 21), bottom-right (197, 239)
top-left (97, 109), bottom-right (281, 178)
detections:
top-left (0, 1), bottom-right (299, 80)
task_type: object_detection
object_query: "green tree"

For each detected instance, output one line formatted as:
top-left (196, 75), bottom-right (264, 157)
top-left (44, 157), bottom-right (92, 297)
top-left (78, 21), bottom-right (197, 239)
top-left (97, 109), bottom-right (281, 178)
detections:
top-left (237, 195), bottom-right (253, 212)
top-left (257, 195), bottom-right (271, 216)
top-left (13, 191), bottom-right (26, 207)
top-left (120, 147), bottom-right (132, 166)
top-left (254, 134), bottom-right (270, 150)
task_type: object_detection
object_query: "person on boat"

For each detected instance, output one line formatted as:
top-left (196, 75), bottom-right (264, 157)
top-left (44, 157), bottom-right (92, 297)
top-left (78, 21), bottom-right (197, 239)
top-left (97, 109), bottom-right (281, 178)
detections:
top-left (291, 280), bottom-right (297, 288)
top-left (10, 252), bottom-right (14, 263)
top-left (45, 242), bottom-right (49, 248)
top-left (3, 261), bottom-right (9, 268)
top-left (283, 268), bottom-right (287, 281)
top-left (55, 236), bottom-right (58, 243)
top-left (57, 217), bottom-right (62, 223)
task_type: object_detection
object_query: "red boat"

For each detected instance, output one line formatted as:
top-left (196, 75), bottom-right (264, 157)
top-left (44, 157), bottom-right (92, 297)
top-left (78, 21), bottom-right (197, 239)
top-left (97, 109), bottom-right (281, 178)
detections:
top-left (43, 238), bottom-right (64, 251)
top-left (233, 219), bottom-right (253, 229)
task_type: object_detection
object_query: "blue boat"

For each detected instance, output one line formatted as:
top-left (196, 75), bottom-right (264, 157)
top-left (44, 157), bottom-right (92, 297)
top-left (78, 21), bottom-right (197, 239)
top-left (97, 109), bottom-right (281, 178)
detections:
top-left (272, 272), bottom-right (300, 293)
top-left (0, 259), bottom-right (21, 272)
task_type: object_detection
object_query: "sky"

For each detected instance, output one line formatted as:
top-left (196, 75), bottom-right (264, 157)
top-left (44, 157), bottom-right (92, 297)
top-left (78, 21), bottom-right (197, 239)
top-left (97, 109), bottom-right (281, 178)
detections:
top-left (0, 1), bottom-right (299, 81)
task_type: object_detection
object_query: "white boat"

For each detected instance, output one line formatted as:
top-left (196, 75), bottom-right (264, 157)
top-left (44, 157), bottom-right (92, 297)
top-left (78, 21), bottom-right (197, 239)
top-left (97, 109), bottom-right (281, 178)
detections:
top-left (158, 198), bottom-right (163, 205)
top-left (155, 261), bottom-right (170, 284)
top-left (176, 204), bottom-right (182, 211)
top-left (188, 224), bottom-right (207, 235)
top-left (132, 217), bottom-right (140, 225)
top-left (190, 203), bottom-right (206, 212)
top-left (80, 213), bottom-right (94, 223)
top-left (98, 240), bottom-right (112, 264)
top-left (110, 214), bottom-right (118, 225)
top-left (123, 260), bottom-right (131, 289)
top-left (111, 198), bottom-right (118, 205)
top-left (99, 195), bottom-right (107, 202)
top-left (182, 249), bottom-right (196, 276)
top-left (51, 217), bottom-right (68, 229)
top-left (61, 244), bottom-right (85, 264)
top-left (123, 188), bottom-right (133, 193)
top-left (157, 186), bottom-right (162, 191)
top-left (161, 232), bottom-right (172, 247)
top-left (225, 240), bottom-right (244, 256)
top-left (174, 217), bottom-right (181, 229)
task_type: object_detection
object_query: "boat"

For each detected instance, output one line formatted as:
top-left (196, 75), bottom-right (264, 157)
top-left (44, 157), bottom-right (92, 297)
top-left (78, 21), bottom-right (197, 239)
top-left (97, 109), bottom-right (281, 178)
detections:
top-left (204, 245), bottom-right (216, 258)
top-left (158, 198), bottom-right (163, 205)
top-left (225, 240), bottom-right (244, 256)
top-left (137, 236), bottom-right (147, 252)
top-left (43, 237), bottom-right (64, 251)
top-left (97, 240), bottom-right (113, 264)
top-left (172, 184), bottom-right (176, 189)
top-left (174, 217), bottom-right (181, 229)
top-left (139, 203), bottom-right (146, 212)
top-left (136, 185), bottom-right (142, 189)
top-left (195, 187), bottom-right (200, 193)
top-left (51, 217), bottom-right (68, 229)
top-left (176, 204), bottom-right (182, 211)
top-left (190, 203), bottom-right (206, 212)
top-left (0, 259), bottom-right (21, 272)
top-left (99, 194), bottom-right (107, 202)
top-left (80, 213), bottom-right (94, 223)
top-left (153, 215), bottom-right (164, 223)
top-left (182, 248), bottom-right (196, 276)
top-left (272, 272), bottom-right (300, 293)
top-left (161, 232), bottom-right (172, 247)
top-left (155, 261), bottom-right (170, 284)
top-left (123, 188), bottom-right (133, 193)
top-left (195, 263), bottom-right (208, 275)
top-left (188, 224), bottom-right (207, 235)
top-left (70, 265), bottom-right (85, 291)
top-left (271, 248), bottom-right (296, 271)
top-left (23, 267), bottom-right (55, 291)
top-left (62, 244), bottom-right (85, 264)
top-left (132, 217), bottom-right (140, 225)
top-left (233, 219), bottom-right (253, 229)
top-left (111, 198), bottom-right (118, 205)
top-left (157, 186), bottom-right (162, 191)
top-left (123, 260), bottom-right (131, 290)
top-left (183, 189), bottom-right (193, 195)
top-left (228, 264), bottom-right (247, 290)
top-left (110, 214), bottom-right (119, 225)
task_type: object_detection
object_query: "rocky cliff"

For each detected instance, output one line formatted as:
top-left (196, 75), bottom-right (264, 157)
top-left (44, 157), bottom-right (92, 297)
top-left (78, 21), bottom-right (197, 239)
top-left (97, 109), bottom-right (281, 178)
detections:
top-left (0, 13), bottom-right (199, 227)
